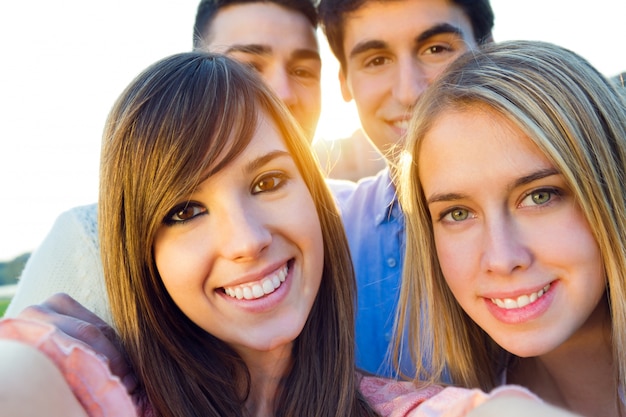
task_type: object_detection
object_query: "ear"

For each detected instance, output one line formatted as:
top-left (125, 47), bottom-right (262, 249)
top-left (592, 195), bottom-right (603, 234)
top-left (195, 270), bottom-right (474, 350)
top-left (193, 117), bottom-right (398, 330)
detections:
top-left (339, 69), bottom-right (353, 102)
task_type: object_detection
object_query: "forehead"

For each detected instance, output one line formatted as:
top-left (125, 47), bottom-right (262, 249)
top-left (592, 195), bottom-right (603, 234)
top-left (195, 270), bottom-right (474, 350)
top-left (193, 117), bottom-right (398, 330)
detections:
top-left (342, 0), bottom-right (475, 55)
top-left (205, 2), bottom-right (319, 54)
top-left (418, 106), bottom-right (550, 185)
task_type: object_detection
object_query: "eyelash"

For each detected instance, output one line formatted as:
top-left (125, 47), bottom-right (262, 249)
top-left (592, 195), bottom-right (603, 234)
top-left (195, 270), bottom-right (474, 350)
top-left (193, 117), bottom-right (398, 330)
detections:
top-left (252, 172), bottom-right (289, 194)
top-left (518, 187), bottom-right (563, 208)
top-left (162, 173), bottom-right (290, 226)
top-left (162, 202), bottom-right (206, 226)
top-left (364, 56), bottom-right (389, 67)
top-left (421, 44), bottom-right (453, 55)
top-left (437, 187), bottom-right (563, 224)
top-left (438, 207), bottom-right (472, 223)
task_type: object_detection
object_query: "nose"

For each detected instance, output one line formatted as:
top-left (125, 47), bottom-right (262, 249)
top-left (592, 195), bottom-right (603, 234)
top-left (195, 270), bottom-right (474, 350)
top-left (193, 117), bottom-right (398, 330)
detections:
top-left (266, 66), bottom-right (297, 107)
top-left (480, 215), bottom-right (532, 276)
top-left (218, 204), bottom-right (272, 262)
top-left (392, 58), bottom-right (429, 107)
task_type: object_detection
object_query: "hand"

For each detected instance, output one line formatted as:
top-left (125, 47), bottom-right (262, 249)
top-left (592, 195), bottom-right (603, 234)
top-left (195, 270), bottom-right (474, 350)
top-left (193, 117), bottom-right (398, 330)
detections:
top-left (467, 395), bottom-right (583, 417)
top-left (16, 293), bottom-right (138, 395)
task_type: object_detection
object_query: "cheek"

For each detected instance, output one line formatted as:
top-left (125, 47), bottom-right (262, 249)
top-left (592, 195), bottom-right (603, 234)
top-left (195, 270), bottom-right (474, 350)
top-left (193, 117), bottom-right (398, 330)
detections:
top-left (154, 234), bottom-right (211, 300)
top-left (295, 81), bottom-right (318, 99)
top-left (287, 190), bottom-right (324, 282)
top-left (531, 207), bottom-right (600, 271)
top-left (300, 87), bottom-right (321, 116)
top-left (351, 78), bottom-right (382, 112)
top-left (550, 213), bottom-right (604, 288)
top-left (433, 228), bottom-right (477, 293)
top-left (298, 199), bottom-right (324, 256)
top-left (307, 83), bottom-right (322, 103)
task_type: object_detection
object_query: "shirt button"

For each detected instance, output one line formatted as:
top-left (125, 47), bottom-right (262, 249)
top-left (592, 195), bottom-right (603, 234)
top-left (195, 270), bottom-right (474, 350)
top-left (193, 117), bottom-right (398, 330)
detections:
top-left (387, 258), bottom-right (397, 268)
top-left (385, 331), bottom-right (392, 342)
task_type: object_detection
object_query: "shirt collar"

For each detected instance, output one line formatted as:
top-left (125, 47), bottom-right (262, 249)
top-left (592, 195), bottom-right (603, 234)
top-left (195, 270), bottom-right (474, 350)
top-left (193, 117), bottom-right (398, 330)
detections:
top-left (373, 168), bottom-right (401, 226)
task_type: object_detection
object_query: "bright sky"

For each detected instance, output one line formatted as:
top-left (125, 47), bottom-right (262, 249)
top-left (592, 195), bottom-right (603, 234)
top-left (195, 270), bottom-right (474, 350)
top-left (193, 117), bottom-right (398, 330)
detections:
top-left (0, 1), bottom-right (624, 261)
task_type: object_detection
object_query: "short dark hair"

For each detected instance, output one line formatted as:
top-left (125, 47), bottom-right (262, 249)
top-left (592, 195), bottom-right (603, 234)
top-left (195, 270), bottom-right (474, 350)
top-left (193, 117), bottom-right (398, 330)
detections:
top-left (193, 0), bottom-right (319, 49)
top-left (318, 0), bottom-right (495, 70)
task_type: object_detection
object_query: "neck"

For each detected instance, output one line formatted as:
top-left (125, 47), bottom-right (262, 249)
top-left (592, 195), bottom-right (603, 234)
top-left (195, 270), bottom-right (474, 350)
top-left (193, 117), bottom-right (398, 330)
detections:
top-left (239, 345), bottom-right (292, 417)
top-left (508, 297), bottom-right (621, 417)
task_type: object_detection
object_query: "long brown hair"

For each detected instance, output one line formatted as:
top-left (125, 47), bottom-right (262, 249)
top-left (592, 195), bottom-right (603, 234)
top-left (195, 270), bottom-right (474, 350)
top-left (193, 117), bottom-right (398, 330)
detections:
top-left (99, 52), bottom-right (377, 417)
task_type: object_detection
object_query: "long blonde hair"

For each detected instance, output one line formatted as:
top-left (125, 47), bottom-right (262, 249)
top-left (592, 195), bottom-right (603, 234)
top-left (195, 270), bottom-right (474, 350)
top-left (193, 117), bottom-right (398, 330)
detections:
top-left (99, 52), bottom-right (377, 417)
top-left (397, 40), bottom-right (626, 390)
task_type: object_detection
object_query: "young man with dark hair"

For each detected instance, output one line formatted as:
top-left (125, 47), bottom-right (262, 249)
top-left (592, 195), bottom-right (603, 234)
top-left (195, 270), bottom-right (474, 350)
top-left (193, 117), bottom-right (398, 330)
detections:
top-left (194, 0), bottom-right (322, 141)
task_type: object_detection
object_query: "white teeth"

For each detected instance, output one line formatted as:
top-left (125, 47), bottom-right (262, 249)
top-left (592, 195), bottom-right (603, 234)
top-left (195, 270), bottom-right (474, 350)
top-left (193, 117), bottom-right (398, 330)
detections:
top-left (393, 120), bottom-right (409, 130)
top-left (243, 287), bottom-right (253, 300)
top-left (271, 275), bottom-right (280, 288)
top-left (223, 265), bottom-right (288, 300)
top-left (491, 284), bottom-right (550, 310)
top-left (262, 279), bottom-right (275, 294)
top-left (516, 295), bottom-right (530, 308)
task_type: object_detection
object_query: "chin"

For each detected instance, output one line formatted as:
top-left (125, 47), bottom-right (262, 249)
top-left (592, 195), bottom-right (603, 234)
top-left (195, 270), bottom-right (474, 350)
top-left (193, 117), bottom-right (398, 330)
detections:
top-left (494, 337), bottom-right (558, 358)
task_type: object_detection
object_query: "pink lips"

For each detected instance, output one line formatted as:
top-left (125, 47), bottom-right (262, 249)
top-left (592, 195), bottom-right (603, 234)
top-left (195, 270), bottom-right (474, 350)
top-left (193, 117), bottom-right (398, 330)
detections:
top-left (484, 282), bottom-right (556, 325)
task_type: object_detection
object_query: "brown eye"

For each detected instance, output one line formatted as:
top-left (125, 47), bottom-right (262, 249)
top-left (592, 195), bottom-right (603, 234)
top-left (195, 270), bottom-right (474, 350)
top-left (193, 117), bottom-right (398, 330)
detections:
top-left (252, 173), bottom-right (287, 194)
top-left (174, 206), bottom-right (197, 221)
top-left (256, 177), bottom-right (277, 192)
top-left (163, 203), bottom-right (206, 225)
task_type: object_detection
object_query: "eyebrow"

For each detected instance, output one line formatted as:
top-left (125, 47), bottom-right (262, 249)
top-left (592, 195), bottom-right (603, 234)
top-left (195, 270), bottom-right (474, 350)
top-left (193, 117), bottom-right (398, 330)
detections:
top-left (225, 44), bottom-right (271, 56)
top-left (416, 23), bottom-right (465, 44)
top-left (426, 168), bottom-right (560, 204)
top-left (225, 44), bottom-right (321, 62)
top-left (348, 22), bottom-right (466, 60)
top-left (244, 150), bottom-right (292, 174)
top-left (512, 168), bottom-right (560, 189)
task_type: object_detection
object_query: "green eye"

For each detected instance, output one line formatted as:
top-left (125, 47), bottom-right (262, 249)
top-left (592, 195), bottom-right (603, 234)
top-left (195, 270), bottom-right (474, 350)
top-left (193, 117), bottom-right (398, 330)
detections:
top-left (531, 190), bottom-right (551, 205)
top-left (450, 208), bottom-right (469, 221)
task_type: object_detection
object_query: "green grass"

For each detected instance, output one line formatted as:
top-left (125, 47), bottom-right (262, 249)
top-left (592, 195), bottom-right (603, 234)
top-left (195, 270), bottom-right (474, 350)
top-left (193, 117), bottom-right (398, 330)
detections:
top-left (0, 299), bottom-right (10, 317)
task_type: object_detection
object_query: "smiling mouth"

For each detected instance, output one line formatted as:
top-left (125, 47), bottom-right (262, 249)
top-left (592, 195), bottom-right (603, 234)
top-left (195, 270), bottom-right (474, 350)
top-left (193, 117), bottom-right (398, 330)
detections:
top-left (490, 284), bottom-right (551, 310)
top-left (391, 120), bottom-right (409, 130)
top-left (222, 264), bottom-right (288, 300)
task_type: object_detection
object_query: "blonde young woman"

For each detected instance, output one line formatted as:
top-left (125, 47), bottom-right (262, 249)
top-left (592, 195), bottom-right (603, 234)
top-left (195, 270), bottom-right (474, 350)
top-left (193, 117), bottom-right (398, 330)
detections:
top-left (0, 52), bottom-right (564, 417)
top-left (398, 40), bottom-right (626, 417)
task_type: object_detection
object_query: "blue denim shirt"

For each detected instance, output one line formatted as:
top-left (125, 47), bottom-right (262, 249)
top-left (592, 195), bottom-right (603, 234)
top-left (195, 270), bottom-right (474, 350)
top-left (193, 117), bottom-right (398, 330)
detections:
top-left (334, 168), bottom-right (408, 377)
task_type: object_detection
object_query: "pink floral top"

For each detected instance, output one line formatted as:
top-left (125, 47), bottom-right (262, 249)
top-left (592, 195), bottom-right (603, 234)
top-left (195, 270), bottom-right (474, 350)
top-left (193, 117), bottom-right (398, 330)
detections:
top-left (0, 318), bottom-right (537, 417)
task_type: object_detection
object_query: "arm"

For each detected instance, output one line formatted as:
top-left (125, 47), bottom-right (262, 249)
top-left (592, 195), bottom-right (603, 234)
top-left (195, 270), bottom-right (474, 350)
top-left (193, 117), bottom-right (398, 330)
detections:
top-left (5, 204), bottom-right (113, 324)
top-left (0, 339), bottom-right (89, 417)
top-left (466, 395), bottom-right (582, 417)
top-left (0, 317), bottom-right (138, 416)
top-left (417, 386), bottom-right (581, 417)
top-left (360, 376), bottom-right (580, 417)
top-left (16, 293), bottom-right (137, 394)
